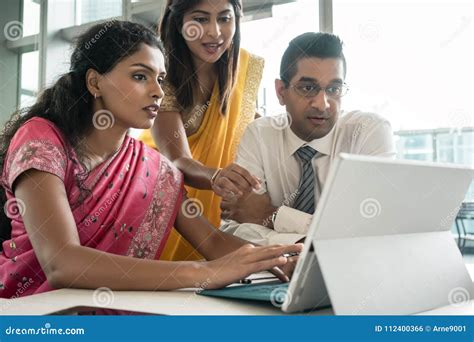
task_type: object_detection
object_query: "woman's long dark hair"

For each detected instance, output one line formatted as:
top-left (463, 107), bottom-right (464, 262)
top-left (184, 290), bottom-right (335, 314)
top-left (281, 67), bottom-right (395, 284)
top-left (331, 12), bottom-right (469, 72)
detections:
top-left (0, 20), bottom-right (164, 245)
top-left (160, 0), bottom-right (242, 115)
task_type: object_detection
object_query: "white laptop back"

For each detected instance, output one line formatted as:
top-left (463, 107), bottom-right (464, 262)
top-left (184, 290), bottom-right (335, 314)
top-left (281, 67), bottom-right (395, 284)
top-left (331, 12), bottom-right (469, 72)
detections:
top-left (283, 154), bottom-right (474, 314)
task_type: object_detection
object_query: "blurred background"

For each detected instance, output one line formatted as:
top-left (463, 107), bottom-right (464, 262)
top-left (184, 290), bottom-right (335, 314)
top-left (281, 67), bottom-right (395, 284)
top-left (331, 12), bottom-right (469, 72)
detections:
top-left (0, 0), bottom-right (473, 251)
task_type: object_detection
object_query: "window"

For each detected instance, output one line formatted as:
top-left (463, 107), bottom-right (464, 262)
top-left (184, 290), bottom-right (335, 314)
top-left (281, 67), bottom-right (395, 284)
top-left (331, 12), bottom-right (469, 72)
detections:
top-left (333, 0), bottom-right (473, 200)
top-left (22, 0), bottom-right (41, 36)
top-left (396, 133), bottom-right (434, 162)
top-left (241, 0), bottom-right (319, 116)
top-left (332, 0), bottom-right (472, 132)
top-left (20, 50), bottom-right (39, 108)
top-left (75, 0), bottom-right (122, 25)
top-left (14, 0), bottom-right (41, 109)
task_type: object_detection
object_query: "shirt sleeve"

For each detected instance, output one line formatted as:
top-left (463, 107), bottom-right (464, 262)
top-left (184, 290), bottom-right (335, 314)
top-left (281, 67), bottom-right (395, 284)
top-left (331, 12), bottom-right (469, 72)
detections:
top-left (358, 115), bottom-right (396, 158)
top-left (220, 219), bottom-right (304, 245)
top-left (268, 232), bottom-right (305, 245)
top-left (221, 220), bottom-right (274, 245)
top-left (235, 124), bottom-right (266, 188)
top-left (3, 119), bottom-right (68, 190)
top-left (274, 205), bottom-right (312, 236)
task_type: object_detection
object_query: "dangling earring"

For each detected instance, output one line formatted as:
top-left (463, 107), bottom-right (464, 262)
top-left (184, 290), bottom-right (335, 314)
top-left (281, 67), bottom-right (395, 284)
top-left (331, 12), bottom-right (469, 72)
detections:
top-left (94, 93), bottom-right (97, 99)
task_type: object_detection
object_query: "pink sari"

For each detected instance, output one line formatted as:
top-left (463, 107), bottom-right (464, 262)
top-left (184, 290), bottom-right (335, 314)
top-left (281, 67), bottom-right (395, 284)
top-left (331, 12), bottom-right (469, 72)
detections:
top-left (0, 117), bottom-right (184, 299)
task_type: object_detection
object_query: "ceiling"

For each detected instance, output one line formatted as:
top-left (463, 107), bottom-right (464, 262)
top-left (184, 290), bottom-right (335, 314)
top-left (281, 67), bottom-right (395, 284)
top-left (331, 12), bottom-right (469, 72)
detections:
top-left (133, 0), bottom-right (298, 26)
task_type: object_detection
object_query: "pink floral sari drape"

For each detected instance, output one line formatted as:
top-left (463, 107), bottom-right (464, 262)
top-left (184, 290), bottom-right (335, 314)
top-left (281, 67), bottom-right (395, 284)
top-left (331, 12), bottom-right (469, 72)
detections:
top-left (0, 117), bottom-right (183, 298)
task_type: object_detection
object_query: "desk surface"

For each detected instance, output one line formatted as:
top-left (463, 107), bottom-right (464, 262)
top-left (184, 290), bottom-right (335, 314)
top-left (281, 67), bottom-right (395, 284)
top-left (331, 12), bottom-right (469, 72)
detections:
top-left (2, 288), bottom-right (473, 316)
top-left (0, 287), bottom-right (334, 316)
top-left (1, 265), bottom-right (473, 316)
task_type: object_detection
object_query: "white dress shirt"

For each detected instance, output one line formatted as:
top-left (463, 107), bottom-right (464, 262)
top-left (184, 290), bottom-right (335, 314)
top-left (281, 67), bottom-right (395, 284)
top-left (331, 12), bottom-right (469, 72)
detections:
top-left (220, 110), bottom-right (396, 245)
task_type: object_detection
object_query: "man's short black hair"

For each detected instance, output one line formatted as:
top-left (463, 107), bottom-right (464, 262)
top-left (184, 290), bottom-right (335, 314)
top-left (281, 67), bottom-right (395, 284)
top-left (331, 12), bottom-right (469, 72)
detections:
top-left (280, 32), bottom-right (346, 85)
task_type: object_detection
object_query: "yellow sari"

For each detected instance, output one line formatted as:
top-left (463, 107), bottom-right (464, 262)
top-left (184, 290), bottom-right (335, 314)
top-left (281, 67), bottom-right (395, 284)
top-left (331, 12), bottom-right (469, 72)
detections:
top-left (140, 49), bottom-right (264, 261)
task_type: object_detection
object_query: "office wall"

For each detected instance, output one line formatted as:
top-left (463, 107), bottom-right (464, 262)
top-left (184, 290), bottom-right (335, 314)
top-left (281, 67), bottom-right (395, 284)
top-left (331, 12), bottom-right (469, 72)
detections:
top-left (0, 0), bottom-right (21, 125)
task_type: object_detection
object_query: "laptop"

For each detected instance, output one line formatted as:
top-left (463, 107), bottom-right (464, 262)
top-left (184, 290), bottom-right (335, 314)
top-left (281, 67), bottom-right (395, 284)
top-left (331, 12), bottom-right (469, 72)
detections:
top-left (200, 154), bottom-right (474, 314)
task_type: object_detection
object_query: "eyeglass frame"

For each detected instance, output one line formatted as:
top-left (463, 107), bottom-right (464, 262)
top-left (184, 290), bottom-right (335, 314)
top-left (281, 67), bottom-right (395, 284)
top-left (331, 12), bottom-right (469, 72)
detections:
top-left (283, 80), bottom-right (349, 99)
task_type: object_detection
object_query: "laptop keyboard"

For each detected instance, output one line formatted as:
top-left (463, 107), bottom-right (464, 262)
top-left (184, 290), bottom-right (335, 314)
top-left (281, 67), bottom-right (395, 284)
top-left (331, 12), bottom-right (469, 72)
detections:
top-left (199, 281), bottom-right (289, 303)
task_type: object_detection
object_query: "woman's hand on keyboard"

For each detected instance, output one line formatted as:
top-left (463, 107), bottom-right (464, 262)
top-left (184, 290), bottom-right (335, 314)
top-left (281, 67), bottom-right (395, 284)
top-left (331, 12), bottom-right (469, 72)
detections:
top-left (278, 255), bottom-right (299, 279)
top-left (198, 243), bottom-right (303, 289)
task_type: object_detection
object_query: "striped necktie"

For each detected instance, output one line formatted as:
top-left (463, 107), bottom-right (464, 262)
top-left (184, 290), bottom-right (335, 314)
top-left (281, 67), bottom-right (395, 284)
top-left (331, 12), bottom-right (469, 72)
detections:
top-left (292, 145), bottom-right (318, 214)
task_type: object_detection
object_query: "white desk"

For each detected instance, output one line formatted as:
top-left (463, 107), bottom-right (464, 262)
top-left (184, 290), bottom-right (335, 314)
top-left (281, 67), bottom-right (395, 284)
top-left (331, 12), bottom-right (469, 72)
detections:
top-left (1, 265), bottom-right (473, 316)
top-left (0, 287), bottom-right (332, 315)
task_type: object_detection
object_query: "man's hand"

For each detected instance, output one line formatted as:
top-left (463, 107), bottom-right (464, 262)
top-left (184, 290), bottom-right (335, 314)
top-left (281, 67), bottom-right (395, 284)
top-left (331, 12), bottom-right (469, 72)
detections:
top-left (220, 191), bottom-right (277, 228)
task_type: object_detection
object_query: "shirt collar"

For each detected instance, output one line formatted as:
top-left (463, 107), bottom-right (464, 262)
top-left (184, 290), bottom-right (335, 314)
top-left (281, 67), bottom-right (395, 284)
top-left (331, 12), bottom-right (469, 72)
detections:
top-left (285, 120), bottom-right (336, 157)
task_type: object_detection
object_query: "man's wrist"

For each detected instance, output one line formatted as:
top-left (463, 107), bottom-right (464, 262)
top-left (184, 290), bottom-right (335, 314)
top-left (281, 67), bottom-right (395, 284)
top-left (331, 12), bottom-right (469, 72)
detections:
top-left (262, 206), bottom-right (279, 228)
top-left (271, 206), bottom-right (280, 226)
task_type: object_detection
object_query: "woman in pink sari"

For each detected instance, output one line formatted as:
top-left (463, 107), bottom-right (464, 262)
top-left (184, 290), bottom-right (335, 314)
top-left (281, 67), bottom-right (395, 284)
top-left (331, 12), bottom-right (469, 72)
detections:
top-left (0, 21), bottom-right (301, 300)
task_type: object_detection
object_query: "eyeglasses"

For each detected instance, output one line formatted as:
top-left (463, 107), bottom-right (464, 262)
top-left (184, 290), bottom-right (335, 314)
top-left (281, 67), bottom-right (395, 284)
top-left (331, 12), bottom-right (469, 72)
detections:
top-left (288, 82), bottom-right (349, 99)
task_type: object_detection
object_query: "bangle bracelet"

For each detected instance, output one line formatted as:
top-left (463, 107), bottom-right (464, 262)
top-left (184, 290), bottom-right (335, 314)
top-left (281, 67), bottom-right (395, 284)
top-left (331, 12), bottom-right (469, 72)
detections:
top-left (210, 168), bottom-right (222, 186)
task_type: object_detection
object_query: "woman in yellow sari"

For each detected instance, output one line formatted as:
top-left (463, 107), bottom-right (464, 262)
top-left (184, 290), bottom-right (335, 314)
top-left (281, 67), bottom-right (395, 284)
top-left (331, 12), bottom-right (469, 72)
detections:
top-left (140, 0), bottom-right (264, 261)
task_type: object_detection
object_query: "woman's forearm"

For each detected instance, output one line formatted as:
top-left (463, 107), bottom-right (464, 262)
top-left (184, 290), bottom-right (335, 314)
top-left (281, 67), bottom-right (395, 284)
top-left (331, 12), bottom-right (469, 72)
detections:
top-left (200, 228), bottom-right (251, 260)
top-left (151, 112), bottom-right (216, 190)
top-left (173, 156), bottom-right (216, 189)
top-left (47, 244), bottom-right (205, 291)
top-left (175, 213), bottom-right (252, 261)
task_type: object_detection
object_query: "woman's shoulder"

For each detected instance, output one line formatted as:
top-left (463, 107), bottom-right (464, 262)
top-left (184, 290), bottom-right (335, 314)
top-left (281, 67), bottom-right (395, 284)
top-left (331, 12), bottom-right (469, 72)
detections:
top-left (238, 48), bottom-right (265, 92)
top-left (240, 48), bottom-right (265, 66)
top-left (160, 82), bottom-right (181, 113)
top-left (19, 117), bottom-right (65, 136)
top-left (3, 117), bottom-right (70, 190)
top-left (162, 81), bottom-right (176, 96)
top-left (13, 117), bottom-right (67, 150)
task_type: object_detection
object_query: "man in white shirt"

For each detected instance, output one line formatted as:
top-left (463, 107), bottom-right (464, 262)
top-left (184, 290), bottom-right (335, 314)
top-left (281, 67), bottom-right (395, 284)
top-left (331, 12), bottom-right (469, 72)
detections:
top-left (220, 32), bottom-right (396, 245)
